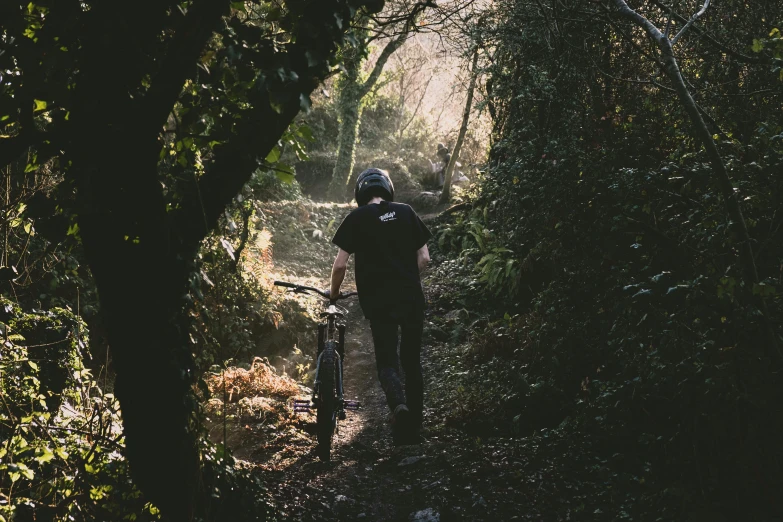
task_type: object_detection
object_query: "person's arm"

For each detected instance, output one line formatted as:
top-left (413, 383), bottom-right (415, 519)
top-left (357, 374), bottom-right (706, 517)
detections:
top-left (330, 248), bottom-right (350, 299)
top-left (416, 244), bottom-right (430, 273)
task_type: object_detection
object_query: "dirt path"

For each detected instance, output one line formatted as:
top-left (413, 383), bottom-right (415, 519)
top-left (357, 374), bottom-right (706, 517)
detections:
top-left (224, 201), bottom-right (558, 521)
top-left (266, 305), bottom-right (436, 521)
top-left (257, 303), bottom-right (528, 522)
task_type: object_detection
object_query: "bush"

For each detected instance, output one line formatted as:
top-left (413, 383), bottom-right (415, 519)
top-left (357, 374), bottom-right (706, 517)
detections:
top-left (292, 151), bottom-right (337, 200)
top-left (248, 168), bottom-right (303, 202)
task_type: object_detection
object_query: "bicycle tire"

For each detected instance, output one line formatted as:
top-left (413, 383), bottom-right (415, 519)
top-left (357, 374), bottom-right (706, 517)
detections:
top-left (316, 341), bottom-right (338, 461)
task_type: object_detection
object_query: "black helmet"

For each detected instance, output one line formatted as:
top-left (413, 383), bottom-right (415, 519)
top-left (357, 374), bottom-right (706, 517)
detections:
top-left (355, 168), bottom-right (394, 206)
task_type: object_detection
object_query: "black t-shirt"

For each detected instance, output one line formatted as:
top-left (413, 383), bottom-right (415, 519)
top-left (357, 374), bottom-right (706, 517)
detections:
top-left (332, 201), bottom-right (431, 320)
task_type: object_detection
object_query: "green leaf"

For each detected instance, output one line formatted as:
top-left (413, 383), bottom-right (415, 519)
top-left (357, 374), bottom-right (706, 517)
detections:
top-left (11, 462), bottom-right (35, 480)
top-left (752, 283), bottom-right (777, 297)
top-left (266, 7), bottom-right (281, 21)
top-left (35, 448), bottom-right (54, 464)
top-left (33, 99), bottom-right (48, 112)
top-left (752, 39), bottom-right (764, 53)
top-left (274, 169), bottom-right (295, 185)
top-left (477, 253), bottom-right (495, 266)
top-left (296, 124), bottom-right (314, 142)
top-left (265, 147), bottom-right (281, 164)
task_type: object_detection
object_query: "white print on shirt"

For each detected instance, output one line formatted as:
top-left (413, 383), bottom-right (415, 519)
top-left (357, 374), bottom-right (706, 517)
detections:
top-left (379, 211), bottom-right (397, 222)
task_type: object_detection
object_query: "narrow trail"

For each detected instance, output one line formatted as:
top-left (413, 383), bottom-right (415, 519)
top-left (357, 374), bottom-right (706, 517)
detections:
top-left (267, 304), bottom-right (441, 521)
top-left (224, 201), bottom-right (558, 521)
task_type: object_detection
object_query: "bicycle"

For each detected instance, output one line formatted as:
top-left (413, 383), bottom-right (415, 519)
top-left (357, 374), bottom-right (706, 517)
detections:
top-left (273, 281), bottom-right (360, 461)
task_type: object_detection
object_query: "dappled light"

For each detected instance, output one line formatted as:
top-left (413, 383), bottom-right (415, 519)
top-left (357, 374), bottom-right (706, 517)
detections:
top-left (2, 0), bottom-right (783, 520)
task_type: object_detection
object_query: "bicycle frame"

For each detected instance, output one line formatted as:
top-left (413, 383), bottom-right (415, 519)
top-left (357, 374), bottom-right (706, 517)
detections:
top-left (315, 304), bottom-right (346, 413)
top-left (274, 281), bottom-right (360, 417)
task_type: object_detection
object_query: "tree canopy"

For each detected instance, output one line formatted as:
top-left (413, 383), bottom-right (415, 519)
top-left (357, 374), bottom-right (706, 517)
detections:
top-left (1, 0), bottom-right (385, 518)
top-left (3, 0), bottom-right (783, 520)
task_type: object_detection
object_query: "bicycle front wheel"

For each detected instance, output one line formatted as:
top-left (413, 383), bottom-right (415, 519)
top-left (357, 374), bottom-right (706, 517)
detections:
top-left (316, 342), bottom-right (338, 461)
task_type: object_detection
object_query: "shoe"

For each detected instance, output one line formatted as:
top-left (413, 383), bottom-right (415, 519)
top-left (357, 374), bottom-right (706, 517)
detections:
top-left (392, 404), bottom-right (416, 445)
top-left (391, 404), bottom-right (411, 428)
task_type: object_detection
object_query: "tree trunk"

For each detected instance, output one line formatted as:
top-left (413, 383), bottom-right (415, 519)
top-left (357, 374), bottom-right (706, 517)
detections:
top-left (439, 47), bottom-right (479, 205)
top-left (64, 5), bottom-right (214, 518)
top-left (328, 26), bottom-right (411, 201)
top-left (233, 205), bottom-right (253, 272)
top-left (328, 51), bottom-right (364, 200)
top-left (61, 1), bottom-right (368, 518)
top-left (81, 210), bottom-right (200, 521)
top-left (67, 95), bottom-right (202, 517)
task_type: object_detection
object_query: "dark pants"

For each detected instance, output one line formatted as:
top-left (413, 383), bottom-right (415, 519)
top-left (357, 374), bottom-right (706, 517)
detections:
top-left (369, 317), bottom-right (424, 427)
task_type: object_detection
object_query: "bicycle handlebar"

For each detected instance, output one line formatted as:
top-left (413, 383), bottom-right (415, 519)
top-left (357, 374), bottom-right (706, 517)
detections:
top-left (273, 281), bottom-right (358, 300)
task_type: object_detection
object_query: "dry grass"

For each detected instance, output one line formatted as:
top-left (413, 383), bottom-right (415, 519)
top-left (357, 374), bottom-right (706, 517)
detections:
top-left (244, 227), bottom-right (274, 284)
top-left (206, 357), bottom-right (301, 402)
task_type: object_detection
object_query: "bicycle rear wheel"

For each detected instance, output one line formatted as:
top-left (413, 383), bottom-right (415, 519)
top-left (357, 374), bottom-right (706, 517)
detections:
top-left (316, 342), bottom-right (338, 461)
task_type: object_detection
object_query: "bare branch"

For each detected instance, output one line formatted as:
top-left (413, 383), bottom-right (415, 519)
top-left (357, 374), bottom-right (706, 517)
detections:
top-left (610, 0), bottom-right (780, 360)
top-left (611, 0), bottom-right (667, 45)
top-left (670, 0), bottom-right (710, 45)
top-left (359, 32), bottom-right (410, 97)
top-left (439, 45), bottom-right (479, 205)
top-left (649, 0), bottom-right (765, 64)
top-left (602, 13), bottom-right (665, 69)
top-left (398, 72), bottom-right (433, 137)
top-left (357, 0), bottom-right (436, 96)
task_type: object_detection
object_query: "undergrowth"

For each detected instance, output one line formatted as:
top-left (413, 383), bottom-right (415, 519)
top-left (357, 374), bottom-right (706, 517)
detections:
top-left (425, 144), bottom-right (783, 519)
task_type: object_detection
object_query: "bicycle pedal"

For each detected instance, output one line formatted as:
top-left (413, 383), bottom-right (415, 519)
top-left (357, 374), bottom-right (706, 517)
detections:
top-left (343, 400), bottom-right (361, 411)
top-left (293, 399), bottom-right (312, 413)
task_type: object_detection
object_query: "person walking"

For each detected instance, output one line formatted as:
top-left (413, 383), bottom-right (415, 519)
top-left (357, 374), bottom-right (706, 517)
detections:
top-left (329, 168), bottom-right (431, 444)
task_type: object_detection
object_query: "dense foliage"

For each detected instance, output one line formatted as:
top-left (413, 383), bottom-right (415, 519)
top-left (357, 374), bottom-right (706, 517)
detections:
top-left (1, 0), bottom-right (384, 518)
top-left (427, 0), bottom-right (783, 519)
top-left (5, 0), bottom-right (783, 519)
top-left (0, 296), bottom-right (278, 521)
